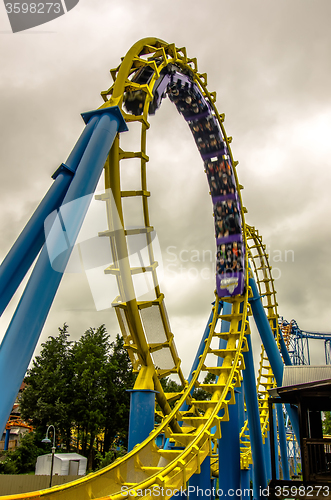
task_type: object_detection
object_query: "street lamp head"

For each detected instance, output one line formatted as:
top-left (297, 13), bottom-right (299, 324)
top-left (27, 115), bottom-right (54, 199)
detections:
top-left (42, 425), bottom-right (56, 448)
top-left (41, 425), bottom-right (56, 487)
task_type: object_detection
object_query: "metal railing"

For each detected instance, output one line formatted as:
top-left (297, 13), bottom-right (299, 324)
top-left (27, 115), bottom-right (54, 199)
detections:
top-left (302, 438), bottom-right (331, 480)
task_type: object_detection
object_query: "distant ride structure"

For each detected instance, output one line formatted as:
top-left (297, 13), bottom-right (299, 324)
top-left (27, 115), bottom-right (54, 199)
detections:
top-left (280, 319), bottom-right (331, 366)
top-left (0, 37), bottom-right (326, 500)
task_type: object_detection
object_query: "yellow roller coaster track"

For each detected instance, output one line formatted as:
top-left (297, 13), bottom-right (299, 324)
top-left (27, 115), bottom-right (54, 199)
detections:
top-left (0, 38), bottom-right (285, 500)
top-left (238, 225), bottom-right (282, 470)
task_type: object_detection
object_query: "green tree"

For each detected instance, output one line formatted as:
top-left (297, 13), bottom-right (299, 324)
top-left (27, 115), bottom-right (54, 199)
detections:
top-left (161, 377), bottom-right (183, 393)
top-left (71, 325), bottom-right (111, 466)
top-left (323, 412), bottom-right (331, 435)
top-left (103, 335), bottom-right (135, 453)
top-left (20, 324), bottom-right (135, 470)
top-left (20, 324), bottom-right (74, 449)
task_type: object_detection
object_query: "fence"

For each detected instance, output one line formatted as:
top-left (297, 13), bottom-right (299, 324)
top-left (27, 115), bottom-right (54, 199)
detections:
top-left (0, 475), bottom-right (80, 495)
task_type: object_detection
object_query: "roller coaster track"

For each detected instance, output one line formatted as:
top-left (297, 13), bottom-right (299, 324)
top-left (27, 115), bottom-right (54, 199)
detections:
top-left (241, 226), bottom-right (281, 469)
top-left (0, 38), bottom-right (285, 499)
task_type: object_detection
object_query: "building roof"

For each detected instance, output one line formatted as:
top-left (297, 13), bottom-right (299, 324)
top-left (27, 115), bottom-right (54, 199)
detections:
top-left (282, 365), bottom-right (331, 387)
top-left (41, 453), bottom-right (87, 462)
top-left (269, 366), bottom-right (331, 409)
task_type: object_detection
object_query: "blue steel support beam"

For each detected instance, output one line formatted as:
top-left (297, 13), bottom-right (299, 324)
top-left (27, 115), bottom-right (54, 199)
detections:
top-left (249, 279), bottom-right (283, 384)
top-left (189, 456), bottom-right (211, 500)
top-left (263, 433), bottom-right (272, 483)
top-left (4, 429), bottom-right (10, 451)
top-left (243, 333), bottom-right (267, 499)
top-left (0, 115), bottom-right (99, 316)
top-left (249, 277), bottom-right (300, 442)
top-left (219, 392), bottom-right (241, 497)
top-left (326, 340), bottom-right (331, 365)
top-left (0, 107), bottom-right (127, 436)
top-left (275, 325), bottom-right (301, 456)
top-left (277, 327), bottom-right (292, 367)
top-left (272, 407), bottom-right (279, 480)
top-left (241, 470), bottom-right (251, 498)
top-left (274, 323), bottom-right (292, 478)
top-left (276, 403), bottom-right (290, 480)
top-left (127, 390), bottom-right (158, 452)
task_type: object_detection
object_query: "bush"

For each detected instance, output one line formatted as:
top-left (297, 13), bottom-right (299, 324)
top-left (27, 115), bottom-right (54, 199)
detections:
top-left (0, 432), bottom-right (45, 474)
top-left (0, 454), bottom-right (18, 474)
top-left (94, 446), bottom-right (126, 471)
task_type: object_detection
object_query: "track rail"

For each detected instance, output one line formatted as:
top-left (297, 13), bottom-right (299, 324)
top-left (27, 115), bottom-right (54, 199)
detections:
top-left (238, 225), bottom-right (284, 469)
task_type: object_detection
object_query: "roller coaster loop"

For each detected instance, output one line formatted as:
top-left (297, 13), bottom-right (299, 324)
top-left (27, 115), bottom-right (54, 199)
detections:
top-left (0, 38), bottom-right (298, 500)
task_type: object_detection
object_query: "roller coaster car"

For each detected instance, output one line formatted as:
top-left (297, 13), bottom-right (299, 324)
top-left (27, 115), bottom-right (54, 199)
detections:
top-left (149, 65), bottom-right (177, 115)
top-left (123, 53), bottom-right (245, 298)
top-left (167, 79), bottom-right (209, 120)
top-left (123, 61), bottom-right (178, 116)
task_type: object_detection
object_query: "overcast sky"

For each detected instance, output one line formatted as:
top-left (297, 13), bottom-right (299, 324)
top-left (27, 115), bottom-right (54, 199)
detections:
top-left (1, 0), bottom-right (331, 376)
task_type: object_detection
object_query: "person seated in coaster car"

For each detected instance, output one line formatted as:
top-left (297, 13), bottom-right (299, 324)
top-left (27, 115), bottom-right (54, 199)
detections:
top-left (123, 90), bottom-right (146, 115)
top-left (215, 219), bottom-right (229, 239)
top-left (225, 258), bottom-right (234, 275)
top-left (214, 201), bottom-right (225, 220)
top-left (218, 172), bottom-right (235, 195)
top-left (210, 177), bottom-right (220, 197)
top-left (190, 121), bottom-right (204, 140)
top-left (217, 243), bottom-right (227, 260)
top-left (183, 89), bottom-right (208, 118)
top-left (205, 134), bottom-right (225, 154)
top-left (225, 213), bottom-right (240, 236)
top-left (217, 257), bottom-right (226, 275)
top-left (205, 160), bottom-right (216, 181)
top-left (197, 137), bottom-right (207, 155)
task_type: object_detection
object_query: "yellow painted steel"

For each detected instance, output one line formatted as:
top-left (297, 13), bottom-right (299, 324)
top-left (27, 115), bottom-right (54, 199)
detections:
top-left (0, 39), bottom-right (287, 500)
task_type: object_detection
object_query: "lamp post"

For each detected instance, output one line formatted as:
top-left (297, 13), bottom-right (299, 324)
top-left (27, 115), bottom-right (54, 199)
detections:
top-left (42, 425), bottom-right (56, 488)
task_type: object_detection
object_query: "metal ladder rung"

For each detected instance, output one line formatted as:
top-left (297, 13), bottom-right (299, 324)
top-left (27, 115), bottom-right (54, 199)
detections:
top-left (104, 262), bottom-right (158, 275)
top-left (121, 190), bottom-right (150, 197)
top-left (119, 149), bottom-right (149, 162)
top-left (208, 348), bottom-right (238, 358)
top-left (99, 226), bottom-right (154, 237)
